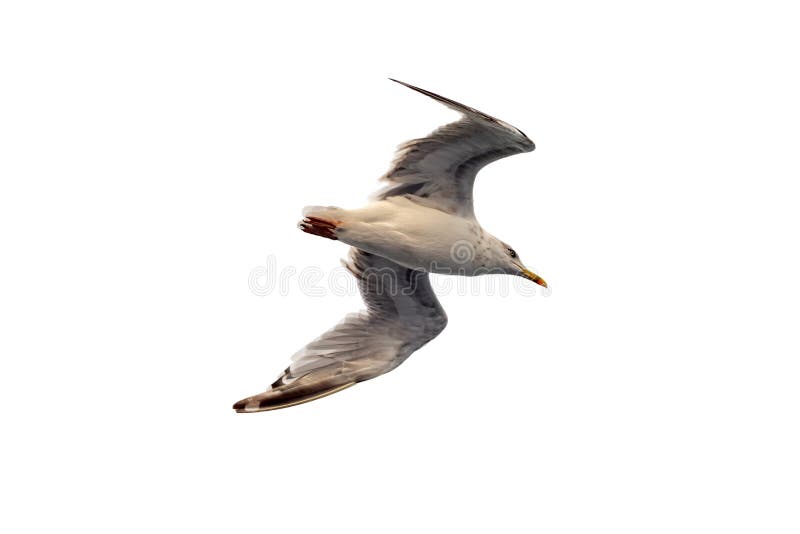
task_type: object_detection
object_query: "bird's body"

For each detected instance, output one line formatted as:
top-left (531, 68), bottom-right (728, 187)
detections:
top-left (303, 196), bottom-right (502, 276)
top-left (234, 79), bottom-right (547, 413)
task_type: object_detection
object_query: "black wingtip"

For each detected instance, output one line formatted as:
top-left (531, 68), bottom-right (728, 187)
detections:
top-left (232, 382), bottom-right (357, 413)
top-left (388, 78), bottom-right (441, 99)
top-left (387, 78), bottom-right (504, 125)
top-left (388, 78), bottom-right (415, 90)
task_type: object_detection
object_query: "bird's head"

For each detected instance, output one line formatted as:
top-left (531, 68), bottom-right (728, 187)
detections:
top-left (490, 239), bottom-right (547, 288)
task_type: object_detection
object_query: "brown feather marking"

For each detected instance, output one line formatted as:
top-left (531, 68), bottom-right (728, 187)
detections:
top-left (299, 216), bottom-right (340, 240)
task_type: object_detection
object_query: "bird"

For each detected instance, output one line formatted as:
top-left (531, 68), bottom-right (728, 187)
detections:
top-left (233, 79), bottom-right (546, 413)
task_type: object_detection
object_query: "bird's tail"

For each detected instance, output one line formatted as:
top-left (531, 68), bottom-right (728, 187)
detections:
top-left (301, 205), bottom-right (344, 219)
top-left (299, 206), bottom-right (344, 240)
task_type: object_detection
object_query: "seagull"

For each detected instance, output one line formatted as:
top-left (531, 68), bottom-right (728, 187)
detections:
top-left (233, 79), bottom-right (546, 412)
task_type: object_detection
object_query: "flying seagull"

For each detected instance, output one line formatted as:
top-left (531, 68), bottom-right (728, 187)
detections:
top-left (233, 79), bottom-right (546, 412)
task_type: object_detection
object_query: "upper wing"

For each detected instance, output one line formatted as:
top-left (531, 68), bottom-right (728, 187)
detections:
top-left (373, 79), bottom-right (535, 217)
top-left (233, 249), bottom-right (447, 412)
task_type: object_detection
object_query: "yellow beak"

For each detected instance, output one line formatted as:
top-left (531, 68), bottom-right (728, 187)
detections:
top-left (521, 268), bottom-right (548, 288)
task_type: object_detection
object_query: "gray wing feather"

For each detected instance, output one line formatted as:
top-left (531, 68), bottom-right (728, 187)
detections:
top-left (373, 79), bottom-right (535, 217)
top-left (232, 249), bottom-right (447, 412)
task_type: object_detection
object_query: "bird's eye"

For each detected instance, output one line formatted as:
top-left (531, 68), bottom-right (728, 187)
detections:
top-left (508, 248), bottom-right (517, 258)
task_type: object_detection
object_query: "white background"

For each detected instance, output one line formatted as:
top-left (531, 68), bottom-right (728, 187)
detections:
top-left (1, 1), bottom-right (798, 532)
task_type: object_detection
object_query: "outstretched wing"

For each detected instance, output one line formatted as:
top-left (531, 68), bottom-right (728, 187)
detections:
top-left (233, 249), bottom-right (447, 412)
top-left (373, 79), bottom-right (535, 217)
